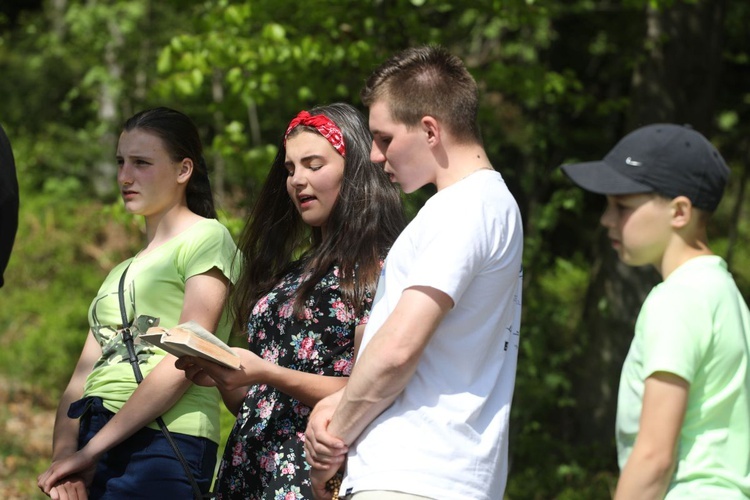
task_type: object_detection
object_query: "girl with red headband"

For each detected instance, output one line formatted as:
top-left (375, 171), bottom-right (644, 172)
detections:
top-left (177, 102), bottom-right (405, 499)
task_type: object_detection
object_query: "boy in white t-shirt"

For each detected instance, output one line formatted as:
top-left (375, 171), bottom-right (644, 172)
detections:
top-left (304, 45), bottom-right (524, 500)
top-left (561, 124), bottom-right (750, 499)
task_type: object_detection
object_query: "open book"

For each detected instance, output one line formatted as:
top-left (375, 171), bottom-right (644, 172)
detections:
top-left (139, 320), bottom-right (241, 370)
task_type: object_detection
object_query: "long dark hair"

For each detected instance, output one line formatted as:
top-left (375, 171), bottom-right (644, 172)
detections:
top-left (123, 107), bottom-right (217, 218)
top-left (231, 102), bottom-right (405, 330)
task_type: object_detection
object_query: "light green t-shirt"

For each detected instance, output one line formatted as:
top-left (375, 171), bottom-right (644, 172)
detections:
top-left (616, 255), bottom-right (750, 498)
top-left (84, 218), bottom-right (239, 444)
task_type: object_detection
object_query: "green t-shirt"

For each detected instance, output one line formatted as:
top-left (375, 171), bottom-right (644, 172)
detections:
top-left (616, 255), bottom-right (750, 498)
top-left (84, 218), bottom-right (239, 444)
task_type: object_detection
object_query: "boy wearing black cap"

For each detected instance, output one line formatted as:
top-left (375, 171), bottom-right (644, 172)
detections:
top-left (562, 124), bottom-right (750, 499)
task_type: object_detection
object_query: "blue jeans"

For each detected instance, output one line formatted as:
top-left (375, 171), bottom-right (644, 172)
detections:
top-left (69, 396), bottom-right (217, 499)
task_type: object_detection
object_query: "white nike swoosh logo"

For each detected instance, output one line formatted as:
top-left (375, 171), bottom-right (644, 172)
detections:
top-left (625, 157), bottom-right (642, 166)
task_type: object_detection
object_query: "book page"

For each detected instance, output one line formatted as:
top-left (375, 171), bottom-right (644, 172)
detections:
top-left (177, 321), bottom-right (235, 355)
top-left (139, 324), bottom-right (241, 370)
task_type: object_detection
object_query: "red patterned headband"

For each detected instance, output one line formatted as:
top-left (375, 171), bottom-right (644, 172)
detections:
top-left (284, 110), bottom-right (346, 157)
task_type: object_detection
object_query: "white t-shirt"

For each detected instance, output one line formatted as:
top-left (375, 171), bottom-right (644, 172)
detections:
top-left (342, 169), bottom-right (524, 499)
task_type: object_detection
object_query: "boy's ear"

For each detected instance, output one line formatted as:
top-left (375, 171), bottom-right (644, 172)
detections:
top-left (177, 158), bottom-right (194, 185)
top-left (421, 115), bottom-right (441, 146)
top-left (670, 196), bottom-right (693, 229)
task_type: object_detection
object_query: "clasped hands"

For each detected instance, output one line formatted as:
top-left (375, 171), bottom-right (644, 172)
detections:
top-left (304, 393), bottom-right (349, 500)
top-left (37, 450), bottom-right (97, 499)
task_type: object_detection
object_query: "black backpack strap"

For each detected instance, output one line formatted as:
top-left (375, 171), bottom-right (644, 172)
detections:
top-left (117, 264), bottom-right (206, 499)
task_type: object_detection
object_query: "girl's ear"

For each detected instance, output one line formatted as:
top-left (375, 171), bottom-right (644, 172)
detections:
top-left (177, 158), bottom-right (194, 185)
top-left (670, 195), bottom-right (693, 229)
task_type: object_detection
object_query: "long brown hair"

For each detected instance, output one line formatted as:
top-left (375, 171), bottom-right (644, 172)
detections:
top-left (230, 103), bottom-right (405, 331)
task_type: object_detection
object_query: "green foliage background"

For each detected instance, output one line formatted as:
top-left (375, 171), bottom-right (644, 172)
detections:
top-left (1, 0), bottom-right (748, 498)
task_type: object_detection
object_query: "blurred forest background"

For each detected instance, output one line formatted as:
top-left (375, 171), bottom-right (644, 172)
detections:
top-left (0, 0), bottom-right (748, 498)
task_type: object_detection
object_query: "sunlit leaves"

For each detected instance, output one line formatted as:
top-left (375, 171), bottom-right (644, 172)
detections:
top-left (717, 111), bottom-right (739, 131)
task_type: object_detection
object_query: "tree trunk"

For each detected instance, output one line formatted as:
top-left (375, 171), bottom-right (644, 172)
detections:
top-left (49, 0), bottom-right (67, 38)
top-left (726, 141), bottom-right (750, 269)
top-left (629, 0), bottom-right (726, 131)
top-left (211, 68), bottom-right (226, 205)
top-left (92, 15), bottom-right (124, 197)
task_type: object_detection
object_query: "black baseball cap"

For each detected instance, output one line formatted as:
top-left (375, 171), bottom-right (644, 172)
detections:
top-left (560, 123), bottom-right (730, 212)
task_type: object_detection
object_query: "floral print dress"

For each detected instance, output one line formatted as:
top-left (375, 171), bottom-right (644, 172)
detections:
top-left (215, 263), bottom-right (371, 500)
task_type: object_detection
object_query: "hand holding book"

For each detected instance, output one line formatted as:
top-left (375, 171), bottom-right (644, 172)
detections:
top-left (139, 320), bottom-right (241, 370)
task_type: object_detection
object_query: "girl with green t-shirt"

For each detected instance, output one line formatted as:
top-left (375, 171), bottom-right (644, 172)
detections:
top-left (38, 107), bottom-right (237, 499)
